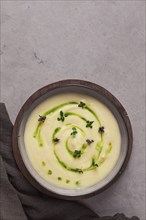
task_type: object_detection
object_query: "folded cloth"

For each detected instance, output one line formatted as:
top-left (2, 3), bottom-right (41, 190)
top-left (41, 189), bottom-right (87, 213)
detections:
top-left (0, 103), bottom-right (140, 220)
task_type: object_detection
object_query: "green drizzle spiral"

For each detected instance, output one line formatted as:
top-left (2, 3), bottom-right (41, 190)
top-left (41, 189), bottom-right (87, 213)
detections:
top-left (33, 101), bottom-right (112, 174)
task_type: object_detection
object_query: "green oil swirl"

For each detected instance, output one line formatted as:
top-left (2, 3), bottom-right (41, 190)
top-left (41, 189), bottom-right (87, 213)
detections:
top-left (53, 126), bottom-right (99, 173)
top-left (34, 102), bottom-right (101, 144)
top-left (33, 122), bottom-right (44, 146)
top-left (53, 147), bottom-right (98, 173)
top-left (52, 127), bottom-right (61, 142)
top-left (33, 100), bottom-right (112, 173)
top-left (43, 102), bottom-right (78, 116)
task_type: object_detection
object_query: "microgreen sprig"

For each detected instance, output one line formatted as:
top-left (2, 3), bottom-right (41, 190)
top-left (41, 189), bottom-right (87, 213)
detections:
top-left (73, 150), bottom-right (81, 158)
top-left (78, 101), bottom-right (86, 108)
top-left (92, 161), bottom-right (98, 168)
top-left (74, 168), bottom-right (83, 174)
top-left (53, 138), bottom-right (60, 143)
top-left (86, 139), bottom-right (94, 145)
top-left (98, 126), bottom-right (104, 133)
top-left (92, 159), bottom-right (98, 168)
top-left (71, 127), bottom-right (78, 137)
top-left (57, 111), bottom-right (68, 122)
top-left (38, 115), bottom-right (46, 122)
top-left (86, 120), bottom-right (94, 128)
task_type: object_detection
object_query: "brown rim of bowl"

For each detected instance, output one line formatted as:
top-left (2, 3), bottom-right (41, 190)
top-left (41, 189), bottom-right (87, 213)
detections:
top-left (12, 79), bottom-right (133, 200)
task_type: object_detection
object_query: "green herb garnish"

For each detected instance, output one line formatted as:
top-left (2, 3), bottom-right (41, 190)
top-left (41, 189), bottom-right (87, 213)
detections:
top-left (48, 170), bottom-right (52, 175)
top-left (57, 177), bottom-right (62, 181)
top-left (74, 168), bottom-right (83, 174)
top-left (57, 111), bottom-right (68, 122)
top-left (98, 126), bottom-right (104, 133)
top-left (38, 115), bottom-right (46, 122)
top-left (73, 150), bottom-right (81, 158)
top-left (53, 138), bottom-right (60, 143)
top-left (78, 101), bottom-right (86, 108)
top-left (42, 161), bottom-right (46, 166)
top-left (86, 139), bottom-right (94, 145)
top-left (71, 127), bottom-right (78, 137)
top-left (66, 179), bottom-right (70, 184)
top-left (86, 120), bottom-right (94, 128)
top-left (92, 159), bottom-right (98, 168)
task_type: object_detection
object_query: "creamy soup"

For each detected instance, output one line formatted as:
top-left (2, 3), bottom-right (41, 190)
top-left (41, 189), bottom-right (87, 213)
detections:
top-left (24, 93), bottom-right (121, 189)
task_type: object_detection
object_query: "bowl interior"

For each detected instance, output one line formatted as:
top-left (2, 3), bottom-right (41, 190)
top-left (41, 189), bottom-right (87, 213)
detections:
top-left (17, 84), bottom-right (128, 197)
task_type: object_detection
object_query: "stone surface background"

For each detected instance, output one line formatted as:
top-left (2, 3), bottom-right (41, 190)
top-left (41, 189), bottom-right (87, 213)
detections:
top-left (1, 1), bottom-right (145, 219)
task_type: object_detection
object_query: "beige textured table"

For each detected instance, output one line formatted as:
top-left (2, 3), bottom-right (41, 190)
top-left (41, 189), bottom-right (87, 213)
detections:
top-left (1, 1), bottom-right (145, 219)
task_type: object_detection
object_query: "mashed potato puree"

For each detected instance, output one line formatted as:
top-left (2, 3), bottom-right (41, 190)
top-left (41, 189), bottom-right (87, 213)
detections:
top-left (24, 93), bottom-right (121, 189)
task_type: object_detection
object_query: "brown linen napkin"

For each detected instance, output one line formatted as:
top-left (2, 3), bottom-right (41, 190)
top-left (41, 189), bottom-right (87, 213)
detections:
top-left (0, 103), bottom-right (140, 220)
